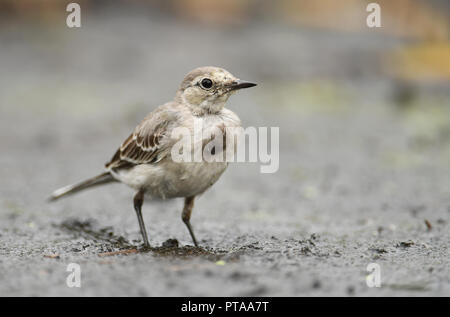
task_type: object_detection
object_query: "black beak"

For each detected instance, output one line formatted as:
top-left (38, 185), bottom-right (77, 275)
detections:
top-left (229, 80), bottom-right (257, 91)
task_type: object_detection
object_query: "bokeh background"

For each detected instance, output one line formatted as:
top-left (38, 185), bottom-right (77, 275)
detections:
top-left (0, 0), bottom-right (449, 296)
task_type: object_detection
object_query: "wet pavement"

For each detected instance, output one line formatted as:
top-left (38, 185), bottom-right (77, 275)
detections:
top-left (0, 11), bottom-right (449, 296)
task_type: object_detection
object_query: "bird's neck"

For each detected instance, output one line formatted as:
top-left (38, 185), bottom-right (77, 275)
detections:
top-left (177, 94), bottom-right (226, 116)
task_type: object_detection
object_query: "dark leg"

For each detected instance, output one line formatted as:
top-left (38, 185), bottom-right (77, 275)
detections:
top-left (182, 196), bottom-right (198, 247)
top-left (133, 190), bottom-right (150, 248)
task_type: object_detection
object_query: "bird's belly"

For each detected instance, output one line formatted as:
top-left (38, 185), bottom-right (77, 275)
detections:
top-left (169, 161), bottom-right (228, 198)
top-left (112, 160), bottom-right (227, 199)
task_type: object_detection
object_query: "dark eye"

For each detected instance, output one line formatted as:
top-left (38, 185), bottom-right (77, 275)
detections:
top-left (200, 78), bottom-right (213, 89)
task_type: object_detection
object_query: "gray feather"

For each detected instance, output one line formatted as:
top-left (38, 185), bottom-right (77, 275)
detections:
top-left (49, 172), bottom-right (116, 201)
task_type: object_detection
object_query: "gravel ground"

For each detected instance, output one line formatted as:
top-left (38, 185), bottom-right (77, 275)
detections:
top-left (0, 10), bottom-right (449, 296)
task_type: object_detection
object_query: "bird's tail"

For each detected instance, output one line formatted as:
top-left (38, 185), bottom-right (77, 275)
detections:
top-left (49, 172), bottom-right (116, 202)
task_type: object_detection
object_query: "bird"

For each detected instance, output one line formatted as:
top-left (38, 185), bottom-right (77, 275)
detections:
top-left (49, 66), bottom-right (256, 248)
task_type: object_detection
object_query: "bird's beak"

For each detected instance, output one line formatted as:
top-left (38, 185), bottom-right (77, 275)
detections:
top-left (229, 80), bottom-right (257, 91)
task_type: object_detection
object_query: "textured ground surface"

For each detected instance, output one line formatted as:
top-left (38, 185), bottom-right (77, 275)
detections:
top-left (0, 10), bottom-right (449, 296)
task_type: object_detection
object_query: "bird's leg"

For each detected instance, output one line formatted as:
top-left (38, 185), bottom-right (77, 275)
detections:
top-left (133, 190), bottom-right (150, 248)
top-left (182, 196), bottom-right (198, 247)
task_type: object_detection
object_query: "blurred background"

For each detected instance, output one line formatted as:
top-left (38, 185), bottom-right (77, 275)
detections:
top-left (0, 0), bottom-right (449, 296)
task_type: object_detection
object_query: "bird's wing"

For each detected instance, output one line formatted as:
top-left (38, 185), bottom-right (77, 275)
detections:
top-left (105, 108), bottom-right (178, 170)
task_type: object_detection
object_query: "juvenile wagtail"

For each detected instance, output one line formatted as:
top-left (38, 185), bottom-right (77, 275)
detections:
top-left (50, 66), bottom-right (256, 248)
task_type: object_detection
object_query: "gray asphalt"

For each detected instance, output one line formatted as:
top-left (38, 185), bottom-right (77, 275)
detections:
top-left (0, 11), bottom-right (449, 296)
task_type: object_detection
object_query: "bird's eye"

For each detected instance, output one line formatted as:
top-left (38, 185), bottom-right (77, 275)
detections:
top-left (200, 78), bottom-right (213, 89)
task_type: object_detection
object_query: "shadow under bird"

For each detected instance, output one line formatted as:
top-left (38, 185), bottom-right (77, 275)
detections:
top-left (49, 66), bottom-right (256, 248)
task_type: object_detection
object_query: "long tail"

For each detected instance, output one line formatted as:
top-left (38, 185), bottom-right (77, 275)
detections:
top-left (49, 172), bottom-right (116, 202)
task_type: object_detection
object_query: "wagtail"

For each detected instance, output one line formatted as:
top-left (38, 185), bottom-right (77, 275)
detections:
top-left (50, 66), bottom-right (256, 248)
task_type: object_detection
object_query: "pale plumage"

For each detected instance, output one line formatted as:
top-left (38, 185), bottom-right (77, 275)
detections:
top-left (50, 66), bottom-right (256, 248)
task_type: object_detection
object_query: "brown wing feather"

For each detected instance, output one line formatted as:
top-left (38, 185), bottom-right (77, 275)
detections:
top-left (105, 107), bottom-right (177, 171)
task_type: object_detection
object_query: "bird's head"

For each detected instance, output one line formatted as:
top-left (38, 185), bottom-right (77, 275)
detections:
top-left (176, 66), bottom-right (256, 115)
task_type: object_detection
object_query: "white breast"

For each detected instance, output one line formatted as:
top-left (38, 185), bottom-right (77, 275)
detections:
top-left (113, 108), bottom-right (241, 199)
